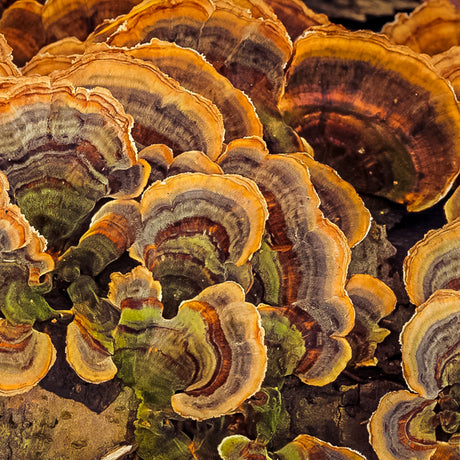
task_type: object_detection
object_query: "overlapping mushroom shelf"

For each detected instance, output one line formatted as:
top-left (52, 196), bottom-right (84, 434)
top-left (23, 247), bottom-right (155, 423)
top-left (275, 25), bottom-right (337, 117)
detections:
top-left (0, 0), bottom-right (458, 459)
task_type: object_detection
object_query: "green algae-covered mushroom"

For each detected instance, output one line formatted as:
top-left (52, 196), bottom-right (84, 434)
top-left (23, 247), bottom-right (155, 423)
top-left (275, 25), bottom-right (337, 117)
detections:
top-left (0, 77), bottom-right (148, 250)
top-left (111, 270), bottom-right (267, 421)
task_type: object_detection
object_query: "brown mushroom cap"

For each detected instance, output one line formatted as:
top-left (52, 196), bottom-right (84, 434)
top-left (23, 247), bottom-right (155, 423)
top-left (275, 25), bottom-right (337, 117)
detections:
top-left (382, 0), bottom-right (460, 56)
top-left (168, 151), bottom-right (223, 176)
top-left (53, 48), bottom-right (225, 156)
top-left (346, 274), bottom-right (396, 367)
top-left (369, 390), bottom-right (437, 460)
top-left (42, 0), bottom-right (140, 43)
top-left (0, 0), bottom-right (45, 66)
top-left (280, 25), bottom-right (460, 212)
top-left (66, 316), bottom-right (117, 384)
top-left (263, 0), bottom-right (329, 41)
top-left (0, 319), bottom-right (56, 396)
top-left (401, 289), bottom-right (460, 399)
top-left (404, 218), bottom-right (460, 306)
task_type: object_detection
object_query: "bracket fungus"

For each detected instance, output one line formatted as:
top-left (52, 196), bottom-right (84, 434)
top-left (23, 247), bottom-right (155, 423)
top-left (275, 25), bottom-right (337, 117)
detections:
top-left (401, 289), bottom-right (460, 400)
top-left (382, 0), bottom-right (460, 56)
top-left (53, 47), bottom-right (225, 155)
top-left (217, 137), bottom-right (354, 385)
top-left (432, 45), bottom-right (460, 99)
top-left (404, 218), bottom-right (460, 306)
top-left (130, 172), bottom-right (267, 311)
top-left (0, 77), bottom-right (147, 249)
top-left (345, 274), bottom-right (396, 367)
top-left (112, 271), bottom-right (267, 421)
top-left (369, 289), bottom-right (460, 459)
top-left (218, 433), bottom-right (366, 459)
top-left (0, 32), bottom-right (18, 76)
top-left (0, 319), bottom-right (56, 396)
top-left (280, 25), bottom-right (460, 212)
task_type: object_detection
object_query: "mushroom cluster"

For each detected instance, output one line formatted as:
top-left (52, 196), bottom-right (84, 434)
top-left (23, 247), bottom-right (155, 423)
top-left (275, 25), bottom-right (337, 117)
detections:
top-left (0, 0), bottom-right (458, 458)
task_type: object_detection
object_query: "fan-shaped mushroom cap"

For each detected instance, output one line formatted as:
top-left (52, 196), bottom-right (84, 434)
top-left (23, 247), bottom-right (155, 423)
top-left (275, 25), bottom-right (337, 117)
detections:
top-left (132, 172), bottom-right (268, 268)
top-left (259, 305), bottom-right (352, 386)
top-left (346, 274), bottom-right (396, 367)
top-left (401, 289), bottom-right (460, 399)
top-left (0, 32), bottom-right (19, 76)
top-left (0, 319), bottom-right (56, 396)
top-left (38, 36), bottom-right (86, 56)
top-left (218, 435), bottom-right (269, 459)
top-left (66, 317), bottom-right (117, 384)
top-left (112, 39), bottom-right (263, 143)
top-left (0, 0), bottom-right (45, 66)
top-left (217, 137), bottom-right (353, 334)
top-left (275, 434), bottom-right (366, 459)
top-left (53, 48), bottom-right (225, 156)
top-left (382, 0), bottom-right (460, 56)
top-left (263, 0), bottom-right (329, 41)
top-left (280, 25), bottom-right (460, 212)
top-left (432, 45), bottom-right (460, 98)
top-left (0, 77), bottom-right (147, 248)
top-left (42, 0), bottom-right (140, 42)
top-left (291, 152), bottom-right (371, 248)
top-left (369, 390), bottom-right (437, 460)
top-left (114, 277), bottom-right (267, 420)
top-left (404, 218), bottom-right (460, 306)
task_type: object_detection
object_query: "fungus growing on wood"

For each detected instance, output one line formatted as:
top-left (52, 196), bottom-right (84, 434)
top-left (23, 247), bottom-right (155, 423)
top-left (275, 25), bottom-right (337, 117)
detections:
top-left (291, 152), bottom-right (371, 248)
top-left (138, 143), bottom-right (174, 185)
top-left (280, 25), bottom-right (460, 212)
top-left (0, 0), bottom-right (45, 65)
top-left (0, 171), bottom-right (57, 326)
top-left (382, 0), bottom-right (460, 56)
top-left (401, 289), bottom-right (460, 399)
top-left (404, 218), bottom-right (460, 306)
top-left (54, 48), bottom-right (225, 155)
top-left (369, 390), bottom-right (438, 460)
top-left (168, 151), bottom-right (223, 176)
top-left (345, 274), bottom-right (396, 367)
top-left (258, 304), bottom-right (352, 387)
top-left (113, 275), bottom-right (267, 420)
top-left (0, 319), bottom-right (56, 396)
top-left (0, 77), bottom-right (147, 249)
